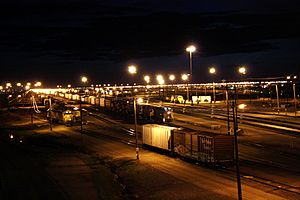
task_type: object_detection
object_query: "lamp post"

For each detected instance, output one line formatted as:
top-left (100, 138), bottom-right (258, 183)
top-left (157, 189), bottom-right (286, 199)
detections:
top-left (144, 75), bottom-right (150, 84)
top-left (181, 74), bottom-right (189, 102)
top-left (275, 84), bottom-right (280, 114)
top-left (169, 74), bottom-right (175, 97)
top-left (287, 75), bottom-right (298, 117)
top-left (236, 66), bottom-right (247, 130)
top-left (128, 66), bottom-right (140, 160)
top-left (209, 67), bottom-right (216, 119)
top-left (186, 45), bottom-right (196, 82)
top-left (156, 75), bottom-right (165, 98)
top-left (209, 67), bottom-right (216, 104)
top-left (128, 65), bottom-right (137, 95)
top-left (80, 76), bottom-right (88, 133)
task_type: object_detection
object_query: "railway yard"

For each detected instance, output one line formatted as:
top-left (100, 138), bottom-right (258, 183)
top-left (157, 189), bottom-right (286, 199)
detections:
top-left (0, 91), bottom-right (300, 200)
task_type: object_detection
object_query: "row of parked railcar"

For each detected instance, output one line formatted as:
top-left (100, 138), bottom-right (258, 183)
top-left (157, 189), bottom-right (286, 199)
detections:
top-left (59, 92), bottom-right (173, 123)
top-left (142, 124), bottom-right (234, 166)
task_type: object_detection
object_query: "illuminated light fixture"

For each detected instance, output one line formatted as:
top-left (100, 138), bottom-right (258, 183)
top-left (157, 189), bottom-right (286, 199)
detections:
top-left (156, 74), bottom-right (165, 85)
top-left (81, 76), bottom-right (88, 83)
top-left (128, 65), bottom-right (137, 74)
top-left (16, 83), bottom-right (21, 87)
top-left (209, 67), bottom-right (216, 74)
top-left (144, 75), bottom-right (150, 84)
top-left (68, 84), bottom-right (71, 88)
top-left (169, 74), bottom-right (175, 81)
top-left (181, 74), bottom-right (188, 81)
top-left (186, 45), bottom-right (196, 53)
top-left (6, 83), bottom-right (12, 87)
top-left (35, 81), bottom-right (42, 87)
top-left (238, 66), bottom-right (247, 75)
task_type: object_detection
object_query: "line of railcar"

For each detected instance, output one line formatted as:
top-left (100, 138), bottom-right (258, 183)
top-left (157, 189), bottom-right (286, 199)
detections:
top-left (54, 92), bottom-right (174, 124)
top-left (142, 124), bottom-right (234, 167)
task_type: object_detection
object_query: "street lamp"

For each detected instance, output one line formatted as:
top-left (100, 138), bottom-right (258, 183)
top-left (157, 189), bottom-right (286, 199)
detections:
top-left (128, 65), bottom-right (137, 75)
top-left (209, 67), bottom-right (216, 104)
top-left (144, 75), bottom-right (150, 84)
top-left (134, 97), bottom-right (143, 160)
top-left (209, 67), bottom-right (217, 119)
top-left (181, 74), bottom-right (189, 102)
top-left (80, 76), bottom-right (88, 132)
top-left (169, 74), bottom-right (176, 97)
top-left (169, 74), bottom-right (175, 81)
top-left (238, 66), bottom-right (246, 75)
top-left (128, 65), bottom-right (137, 94)
top-left (156, 75), bottom-right (165, 98)
top-left (287, 75), bottom-right (298, 117)
top-left (186, 45), bottom-right (196, 82)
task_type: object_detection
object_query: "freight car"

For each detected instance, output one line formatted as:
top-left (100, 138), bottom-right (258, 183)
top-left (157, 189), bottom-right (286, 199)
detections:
top-left (97, 97), bottom-right (173, 123)
top-left (142, 124), bottom-right (234, 166)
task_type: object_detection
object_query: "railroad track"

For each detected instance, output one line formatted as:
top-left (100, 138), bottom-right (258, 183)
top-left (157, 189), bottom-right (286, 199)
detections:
top-left (86, 110), bottom-right (300, 197)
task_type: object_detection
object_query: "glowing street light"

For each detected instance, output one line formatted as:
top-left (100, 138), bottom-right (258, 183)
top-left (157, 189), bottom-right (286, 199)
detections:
top-left (181, 74), bottom-right (188, 81)
top-left (156, 74), bottom-right (164, 85)
top-left (6, 83), bottom-right (12, 88)
top-left (209, 67), bottom-right (216, 75)
top-left (80, 76), bottom-right (88, 133)
top-left (238, 66), bottom-right (247, 75)
top-left (144, 75), bottom-right (150, 84)
top-left (128, 65), bottom-right (137, 74)
top-left (169, 74), bottom-right (175, 81)
top-left (0, 86), bottom-right (3, 90)
top-left (181, 74), bottom-right (189, 101)
top-left (81, 76), bottom-right (88, 84)
top-left (35, 81), bottom-right (42, 87)
top-left (16, 83), bottom-right (22, 87)
top-left (186, 45), bottom-right (196, 82)
top-left (286, 75), bottom-right (298, 117)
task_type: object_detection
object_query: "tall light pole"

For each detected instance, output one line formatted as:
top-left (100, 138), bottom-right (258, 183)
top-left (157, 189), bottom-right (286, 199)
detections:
top-left (156, 74), bottom-right (165, 98)
top-left (169, 74), bottom-right (175, 97)
top-left (186, 45), bottom-right (196, 82)
top-left (128, 65), bottom-right (137, 95)
top-left (144, 75), bottom-right (150, 84)
top-left (236, 66), bottom-right (247, 129)
top-left (181, 74), bottom-right (189, 102)
top-left (287, 75), bottom-right (298, 117)
top-left (209, 67), bottom-right (216, 119)
top-left (209, 67), bottom-right (216, 104)
top-left (275, 84), bottom-right (280, 114)
top-left (80, 76), bottom-right (88, 133)
top-left (128, 66), bottom-right (140, 160)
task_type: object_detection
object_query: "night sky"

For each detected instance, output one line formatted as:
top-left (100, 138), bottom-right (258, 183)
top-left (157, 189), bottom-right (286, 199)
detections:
top-left (1, 0), bottom-right (300, 86)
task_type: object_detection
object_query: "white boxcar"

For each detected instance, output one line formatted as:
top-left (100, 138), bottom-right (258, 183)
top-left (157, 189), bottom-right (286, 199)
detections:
top-left (142, 124), bottom-right (178, 150)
